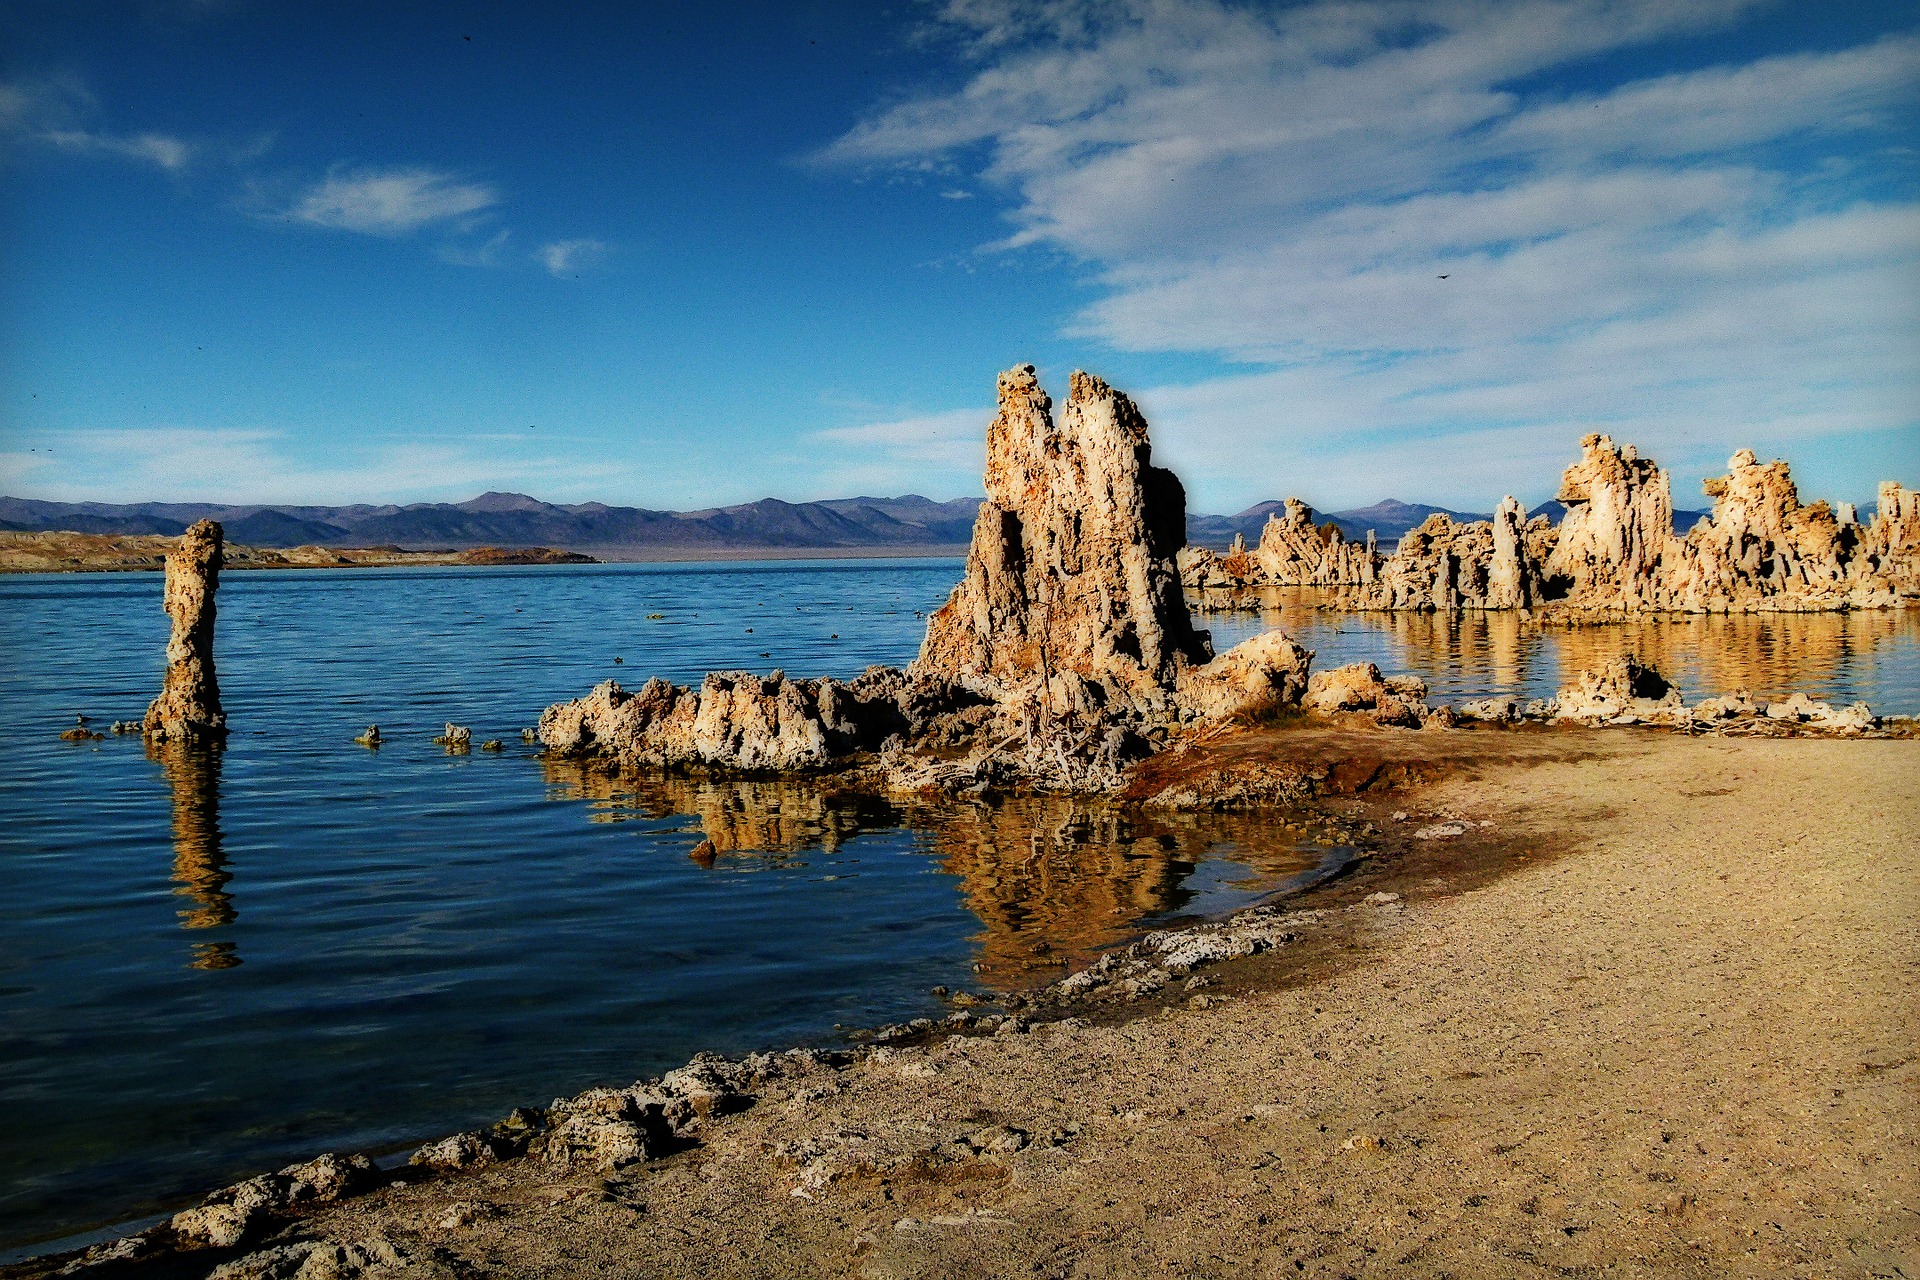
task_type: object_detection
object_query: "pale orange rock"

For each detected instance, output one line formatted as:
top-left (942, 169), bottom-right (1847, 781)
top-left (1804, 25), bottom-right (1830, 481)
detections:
top-left (913, 365), bottom-right (1212, 717)
top-left (143, 519), bottom-right (226, 743)
top-left (1181, 431), bottom-right (1916, 615)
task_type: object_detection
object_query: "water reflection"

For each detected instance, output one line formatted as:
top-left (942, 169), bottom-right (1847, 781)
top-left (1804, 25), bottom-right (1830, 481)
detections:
top-left (543, 760), bottom-right (1343, 987)
top-left (146, 740), bottom-right (240, 970)
top-left (1197, 587), bottom-right (1920, 708)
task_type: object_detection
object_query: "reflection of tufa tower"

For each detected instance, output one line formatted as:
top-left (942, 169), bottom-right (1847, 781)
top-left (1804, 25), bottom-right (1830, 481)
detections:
top-left (144, 519), bottom-right (227, 743)
top-left (149, 739), bottom-right (240, 970)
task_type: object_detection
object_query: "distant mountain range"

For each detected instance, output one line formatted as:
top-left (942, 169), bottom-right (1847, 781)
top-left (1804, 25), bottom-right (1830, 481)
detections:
top-left (0, 492), bottom-right (986, 556)
top-left (0, 490), bottom-right (1726, 555)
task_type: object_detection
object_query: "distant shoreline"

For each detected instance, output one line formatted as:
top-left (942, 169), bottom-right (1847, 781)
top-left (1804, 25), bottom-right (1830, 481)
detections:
top-left (0, 530), bottom-right (972, 575)
top-left (572, 543), bottom-right (970, 563)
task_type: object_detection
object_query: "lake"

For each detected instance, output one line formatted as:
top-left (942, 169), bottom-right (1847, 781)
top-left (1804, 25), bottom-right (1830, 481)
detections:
top-left (2, 561), bottom-right (1914, 1255)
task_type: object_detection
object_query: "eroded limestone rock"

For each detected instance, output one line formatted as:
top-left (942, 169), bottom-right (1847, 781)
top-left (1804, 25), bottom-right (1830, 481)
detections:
top-left (1302, 662), bottom-right (1439, 727)
top-left (1552, 655), bottom-right (1681, 723)
top-left (538, 667), bottom-right (984, 773)
top-left (914, 366), bottom-right (1212, 715)
top-left (1543, 434), bottom-right (1673, 607)
top-left (167, 1153), bottom-right (382, 1251)
top-left (143, 519), bottom-right (226, 742)
top-left (1252, 499), bottom-right (1375, 587)
top-left (540, 365), bottom-right (1313, 790)
top-left (1174, 631), bottom-right (1313, 723)
top-left (1179, 433), bottom-right (1915, 614)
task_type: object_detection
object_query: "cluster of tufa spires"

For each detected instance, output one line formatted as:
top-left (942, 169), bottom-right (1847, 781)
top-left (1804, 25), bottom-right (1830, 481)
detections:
top-left (1182, 435), bottom-right (1918, 614)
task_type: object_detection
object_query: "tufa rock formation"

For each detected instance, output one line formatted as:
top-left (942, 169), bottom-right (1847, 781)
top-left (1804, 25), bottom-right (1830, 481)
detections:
top-left (143, 519), bottom-right (227, 743)
top-left (1302, 663), bottom-right (1445, 728)
top-left (1542, 434), bottom-right (1673, 607)
top-left (540, 366), bottom-right (1317, 791)
top-left (913, 366), bottom-right (1212, 716)
top-left (1180, 498), bottom-right (1374, 591)
top-left (1178, 434), bottom-right (1915, 615)
top-left (537, 666), bottom-right (987, 775)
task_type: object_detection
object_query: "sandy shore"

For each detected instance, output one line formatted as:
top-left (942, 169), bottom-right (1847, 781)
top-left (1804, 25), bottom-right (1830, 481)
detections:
top-left (15, 731), bottom-right (1916, 1278)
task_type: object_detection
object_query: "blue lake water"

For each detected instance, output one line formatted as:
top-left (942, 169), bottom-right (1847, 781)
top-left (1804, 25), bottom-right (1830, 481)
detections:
top-left (2, 561), bottom-right (1915, 1254)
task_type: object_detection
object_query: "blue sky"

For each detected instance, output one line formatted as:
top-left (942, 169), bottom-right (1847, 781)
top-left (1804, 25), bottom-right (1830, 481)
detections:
top-left (2, 0), bottom-right (1915, 514)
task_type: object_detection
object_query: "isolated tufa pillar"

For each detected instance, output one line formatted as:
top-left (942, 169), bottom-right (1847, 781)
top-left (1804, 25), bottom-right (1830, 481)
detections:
top-left (144, 519), bottom-right (228, 743)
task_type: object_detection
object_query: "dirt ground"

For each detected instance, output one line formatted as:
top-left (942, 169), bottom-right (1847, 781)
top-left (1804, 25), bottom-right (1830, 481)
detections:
top-left (24, 732), bottom-right (1920, 1279)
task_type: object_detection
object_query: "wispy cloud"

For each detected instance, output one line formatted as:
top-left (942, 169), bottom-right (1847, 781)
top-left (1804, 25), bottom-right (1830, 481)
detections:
top-left (822, 0), bottom-right (1920, 508)
top-left (1, 75), bottom-right (196, 171)
top-left (0, 426), bottom-right (616, 505)
top-left (438, 228), bottom-right (513, 268)
top-left (287, 166), bottom-right (499, 236)
top-left (41, 128), bottom-right (194, 170)
top-left (815, 406), bottom-right (989, 473)
top-left (801, 404), bottom-right (999, 499)
top-left (536, 237), bottom-right (610, 277)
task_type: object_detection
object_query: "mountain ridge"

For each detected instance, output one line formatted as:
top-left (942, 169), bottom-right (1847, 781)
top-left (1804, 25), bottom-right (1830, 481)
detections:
top-left (0, 491), bottom-right (1736, 554)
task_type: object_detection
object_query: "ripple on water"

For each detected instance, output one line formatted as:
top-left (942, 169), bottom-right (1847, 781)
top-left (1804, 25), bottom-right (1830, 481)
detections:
top-left (0, 561), bottom-right (1347, 1254)
top-left (1, 564), bottom-right (1914, 1254)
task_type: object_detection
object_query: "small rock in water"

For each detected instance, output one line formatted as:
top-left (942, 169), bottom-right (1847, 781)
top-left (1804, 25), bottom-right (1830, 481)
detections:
top-left (354, 725), bottom-right (382, 748)
top-left (613, 656), bottom-right (623, 665)
top-left (479, 739), bottom-right (504, 752)
top-left (433, 724), bottom-right (472, 752)
top-left (521, 727), bottom-right (537, 743)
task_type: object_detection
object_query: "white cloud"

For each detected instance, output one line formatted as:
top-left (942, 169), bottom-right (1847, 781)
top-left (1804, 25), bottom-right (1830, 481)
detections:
top-left (0, 426), bottom-right (612, 505)
top-left (823, 0), bottom-right (1920, 509)
top-left (1, 75), bottom-right (195, 170)
top-left (41, 128), bottom-right (194, 170)
top-left (288, 167), bottom-right (499, 236)
top-left (800, 405), bottom-right (994, 498)
top-left (536, 237), bottom-right (610, 276)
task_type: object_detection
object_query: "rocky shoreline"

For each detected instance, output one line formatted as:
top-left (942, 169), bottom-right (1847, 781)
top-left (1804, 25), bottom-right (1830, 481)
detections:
top-left (0, 726), bottom-right (1566, 1276)
top-left (12, 727), bottom-right (1914, 1278)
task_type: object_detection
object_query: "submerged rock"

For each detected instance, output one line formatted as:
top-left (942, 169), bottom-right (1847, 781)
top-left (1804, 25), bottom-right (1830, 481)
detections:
top-left (143, 519), bottom-right (227, 743)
